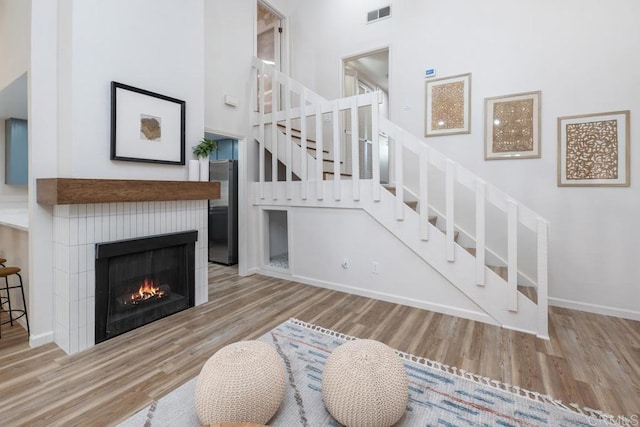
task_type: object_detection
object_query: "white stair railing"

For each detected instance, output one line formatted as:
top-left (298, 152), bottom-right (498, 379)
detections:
top-left (251, 58), bottom-right (549, 338)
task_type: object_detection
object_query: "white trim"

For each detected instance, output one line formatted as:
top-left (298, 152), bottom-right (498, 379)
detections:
top-left (29, 330), bottom-right (54, 347)
top-left (204, 126), bottom-right (246, 140)
top-left (340, 45), bottom-right (391, 120)
top-left (258, 269), bottom-right (498, 326)
top-left (549, 297), bottom-right (640, 321)
top-left (244, 267), bottom-right (261, 276)
top-left (257, 1), bottom-right (289, 75)
top-left (237, 137), bottom-right (249, 276)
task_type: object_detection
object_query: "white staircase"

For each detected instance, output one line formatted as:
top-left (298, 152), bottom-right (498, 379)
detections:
top-left (250, 58), bottom-right (549, 338)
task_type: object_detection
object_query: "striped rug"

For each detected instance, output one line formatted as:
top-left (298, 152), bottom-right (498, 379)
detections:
top-left (120, 318), bottom-right (632, 426)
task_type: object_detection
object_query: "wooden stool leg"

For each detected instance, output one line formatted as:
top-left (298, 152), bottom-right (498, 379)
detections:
top-left (3, 276), bottom-right (14, 326)
top-left (16, 273), bottom-right (29, 335)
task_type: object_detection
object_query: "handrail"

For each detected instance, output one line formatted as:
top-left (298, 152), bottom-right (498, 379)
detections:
top-left (251, 57), bottom-right (549, 337)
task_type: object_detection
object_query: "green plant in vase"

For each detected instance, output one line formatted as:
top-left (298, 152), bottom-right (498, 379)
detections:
top-left (193, 138), bottom-right (218, 159)
top-left (193, 138), bottom-right (218, 181)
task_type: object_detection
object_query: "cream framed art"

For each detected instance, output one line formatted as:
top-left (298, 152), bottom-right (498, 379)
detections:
top-left (425, 73), bottom-right (471, 137)
top-left (484, 91), bottom-right (541, 160)
top-left (558, 110), bottom-right (630, 187)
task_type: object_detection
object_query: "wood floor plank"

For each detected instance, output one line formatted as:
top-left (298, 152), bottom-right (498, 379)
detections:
top-left (0, 263), bottom-right (638, 425)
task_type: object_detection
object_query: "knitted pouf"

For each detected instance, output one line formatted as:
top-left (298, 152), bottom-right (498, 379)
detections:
top-left (194, 340), bottom-right (286, 424)
top-left (322, 339), bottom-right (409, 427)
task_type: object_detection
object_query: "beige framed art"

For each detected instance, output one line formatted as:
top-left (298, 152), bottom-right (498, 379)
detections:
top-left (425, 73), bottom-right (471, 137)
top-left (558, 110), bottom-right (630, 187)
top-left (484, 91), bottom-right (541, 160)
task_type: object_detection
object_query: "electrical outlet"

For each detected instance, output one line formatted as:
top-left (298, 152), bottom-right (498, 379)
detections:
top-left (342, 258), bottom-right (350, 269)
top-left (372, 261), bottom-right (379, 274)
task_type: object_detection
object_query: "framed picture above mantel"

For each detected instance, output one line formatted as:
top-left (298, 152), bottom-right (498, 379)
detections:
top-left (110, 81), bottom-right (186, 165)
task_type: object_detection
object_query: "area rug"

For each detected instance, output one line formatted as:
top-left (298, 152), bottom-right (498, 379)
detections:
top-left (120, 318), bottom-right (632, 427)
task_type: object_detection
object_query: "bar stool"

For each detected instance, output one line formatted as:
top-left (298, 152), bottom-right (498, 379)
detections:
top-left (0, 266), bottom-right (30, 338)
top-left (0, 257), bottom-right (6, 267)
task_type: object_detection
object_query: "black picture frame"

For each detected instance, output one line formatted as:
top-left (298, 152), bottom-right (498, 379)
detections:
top-left (110, 81), bottom-right (186, 165)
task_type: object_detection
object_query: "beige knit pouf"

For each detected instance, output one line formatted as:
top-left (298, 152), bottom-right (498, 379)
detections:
top-left (322, 339), bottom-right (409, 427)
top-left (195, 340), bottom-right (286, 425)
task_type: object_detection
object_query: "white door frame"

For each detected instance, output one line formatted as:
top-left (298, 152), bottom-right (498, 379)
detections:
top-left (255, 1), bottom-right (289, 75)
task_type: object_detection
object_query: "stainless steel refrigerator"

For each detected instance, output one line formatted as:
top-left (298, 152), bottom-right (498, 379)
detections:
top-left (208, 160), bottom-right (238, 265)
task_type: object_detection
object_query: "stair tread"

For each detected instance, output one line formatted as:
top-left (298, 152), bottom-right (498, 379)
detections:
top-left (405, 200), bottom-right (418, 210)
top-left (518, 285), bottom-right (538, 304)
top-left (323, 172), bottom-right (353, 179)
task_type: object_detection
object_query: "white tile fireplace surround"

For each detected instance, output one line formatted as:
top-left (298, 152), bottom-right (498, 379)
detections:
top-left (52, 200), bottom-right (208, 354)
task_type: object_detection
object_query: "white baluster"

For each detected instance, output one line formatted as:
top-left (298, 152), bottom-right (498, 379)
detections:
top-left (395, 131), bottom-right (404, 220)
top-left (537, 218), bottom-right (549, 338)
top-left (507, 199), bottom-right (518, 312)
top-left (333, 101), bottom-right (341, 201)
top-left (419, 146), bottom-right (429, 240)
top-left (351, 97), bottom-right (360, 201)
top-left (475, 180), bottom-right (486, 286)
top-left (271, 70), bottom-right (279, 200)
top-left (258, 62), bottom-right (265, 199)
top-left (299, 88), bottom-right (307, 200)
top-left (445, 159), bottom-right (455, 261)
top-left (315, 103), bottom-right (324, 200)
top-left (371, 92), bottom-right (381, 201)
top-left (284, 79), bottom-right (292, 200)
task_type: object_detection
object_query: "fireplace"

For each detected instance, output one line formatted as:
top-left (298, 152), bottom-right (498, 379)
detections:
top-left (95, 230), bottom-right (197, 344)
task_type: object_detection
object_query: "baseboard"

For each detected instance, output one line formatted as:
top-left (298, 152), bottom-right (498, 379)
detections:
top-left (29, 330), bottom-right (54, 347)
top-left (549, 297), bottom-right (640, 321)
top-left (258, 269), bottom-right (499, 327)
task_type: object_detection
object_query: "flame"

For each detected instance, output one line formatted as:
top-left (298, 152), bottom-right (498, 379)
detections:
top-left (124, 278), bottom-right (166, 305)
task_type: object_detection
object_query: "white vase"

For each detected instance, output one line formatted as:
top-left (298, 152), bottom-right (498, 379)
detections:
top-left (199, 157), bottom-right (210, 181)
top-left (188, 160), bottom-right (199, 181)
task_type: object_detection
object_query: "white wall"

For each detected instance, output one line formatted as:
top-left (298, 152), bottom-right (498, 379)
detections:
top-left (287, 207), bottom-right (490, 323)
top-left (61, 0), bottom-right (205, 179)
top-left (28, 0), bottom-right (206, 347)
top-left (0, 0), bottom-right (30, 91)
top-left (204, 0), bottom-right (290, 138)
top-left (285, 0), bottom-right (640, 318)
top-left (0, 0), bottom-right (29, 207)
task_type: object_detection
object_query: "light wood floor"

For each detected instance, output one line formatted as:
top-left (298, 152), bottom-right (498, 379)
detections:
top-left (0, 264), bottom-right (639, 426)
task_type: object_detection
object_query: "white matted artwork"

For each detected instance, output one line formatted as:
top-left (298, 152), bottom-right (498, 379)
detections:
top-left (425, 73), bottom-right (471, 137)
top-left (111, 82), bottom-right (185, 165)
top-left (484, 91), bottom-right (541, 160)
top-left (558, 110), bottom-right (630, 187)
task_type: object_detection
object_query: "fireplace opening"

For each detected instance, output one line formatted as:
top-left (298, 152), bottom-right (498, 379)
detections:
top-left (95, 230), bottom-right (197, 344)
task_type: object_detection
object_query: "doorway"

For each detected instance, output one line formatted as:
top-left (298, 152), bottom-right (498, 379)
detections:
top-left (256, 2), bottom-right (287, 114)
top-left (342, 48), bottom-right (390, 182)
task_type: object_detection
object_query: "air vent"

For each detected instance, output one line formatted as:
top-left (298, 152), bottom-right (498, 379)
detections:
top-left (367, 5), bottom-right (391, 23)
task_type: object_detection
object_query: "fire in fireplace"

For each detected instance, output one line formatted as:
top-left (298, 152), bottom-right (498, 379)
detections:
top-left (95, 230), bottom-right (197, 344)
top-left (120, 278), bottom-right (167, 308)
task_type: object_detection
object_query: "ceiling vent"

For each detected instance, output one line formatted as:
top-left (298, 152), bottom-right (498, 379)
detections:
top-left (367, 5), bottom-right (391, 23)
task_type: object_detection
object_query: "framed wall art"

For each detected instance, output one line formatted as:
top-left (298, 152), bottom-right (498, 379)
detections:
top-left (425, 73), bottom-right (471, 137)
top-left (484, 91), bottom-right (541, 160)
top-left (111, 81), bottom-right (186, 165)
top-left (558, 110), bottom-right (630, 187)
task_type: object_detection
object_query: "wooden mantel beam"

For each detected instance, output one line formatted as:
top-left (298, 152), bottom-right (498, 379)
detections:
top-left (37, 178), bottom-right (220, 205)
